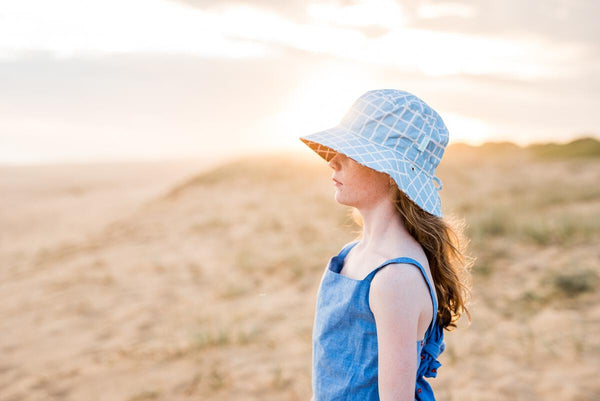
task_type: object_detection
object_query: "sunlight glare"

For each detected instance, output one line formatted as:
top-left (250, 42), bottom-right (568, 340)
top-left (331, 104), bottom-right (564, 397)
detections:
top-left (443, 112), bottom-right (495, 145)
top-left (263, 67), bottom-right (376, 150)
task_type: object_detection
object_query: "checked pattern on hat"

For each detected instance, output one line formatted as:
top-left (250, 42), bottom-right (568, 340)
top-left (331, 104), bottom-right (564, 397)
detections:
top-left (300, 89), bottom-right (448, 217)
top-left (339, 90), bottom-right (447, 177)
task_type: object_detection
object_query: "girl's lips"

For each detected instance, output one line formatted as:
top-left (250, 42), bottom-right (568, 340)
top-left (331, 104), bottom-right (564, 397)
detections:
top-left (333, 178), bottom-right (342, 186)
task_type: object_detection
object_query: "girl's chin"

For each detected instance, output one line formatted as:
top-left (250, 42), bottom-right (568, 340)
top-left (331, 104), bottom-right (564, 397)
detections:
top-left (333, 194), bottom-right (351, 205)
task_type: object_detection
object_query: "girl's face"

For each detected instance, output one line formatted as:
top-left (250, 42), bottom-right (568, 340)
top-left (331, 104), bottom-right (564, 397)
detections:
top-left (328, 151), bottom-right (392, 208)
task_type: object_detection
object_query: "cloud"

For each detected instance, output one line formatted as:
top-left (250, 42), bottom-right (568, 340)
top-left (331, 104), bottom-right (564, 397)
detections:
top-left (171, 0), bottom-right (396, 38)
top-left (1, 0), bottom-right (596, 82)
top-left (406, 0), bottom-right (600, 48)
top-left (0, 0), bottom-right (275, 60)
top-left (172, 0), bottom-right (600, 49)
top-left (416, 2), bottom-right (476, 19)
top-left (166, 0), bottom-right (598, 81)
top-left (170, 0), bottom-right (313, 22)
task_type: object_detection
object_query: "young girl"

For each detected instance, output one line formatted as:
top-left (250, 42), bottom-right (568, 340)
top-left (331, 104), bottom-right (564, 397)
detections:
top-left (299, 89), bottom-right (472, 401)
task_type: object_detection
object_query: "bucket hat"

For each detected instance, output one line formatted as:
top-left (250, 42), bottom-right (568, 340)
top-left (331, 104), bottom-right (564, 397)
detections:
top-left (299, 89), bottom-right (449, 217)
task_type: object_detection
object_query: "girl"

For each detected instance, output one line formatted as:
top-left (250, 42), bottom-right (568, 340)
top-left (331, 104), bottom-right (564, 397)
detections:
top-left (299, 89), bottom-right (472, 401)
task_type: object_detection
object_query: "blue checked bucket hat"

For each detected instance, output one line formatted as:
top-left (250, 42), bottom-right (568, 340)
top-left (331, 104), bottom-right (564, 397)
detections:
top-left (299, 89), bottom-right (449, 217)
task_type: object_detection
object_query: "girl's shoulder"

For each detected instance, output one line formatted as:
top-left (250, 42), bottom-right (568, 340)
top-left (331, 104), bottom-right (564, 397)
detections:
top-left (369, 262), bottom-right (431, 307)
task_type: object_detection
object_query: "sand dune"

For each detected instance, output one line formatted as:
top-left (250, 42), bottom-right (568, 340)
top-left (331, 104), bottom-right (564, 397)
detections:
top-left (1, 142), bottom-right (599, 400)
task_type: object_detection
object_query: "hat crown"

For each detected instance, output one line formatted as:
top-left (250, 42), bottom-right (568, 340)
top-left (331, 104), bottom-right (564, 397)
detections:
top-left (338, 89), bottom-right (449, 176)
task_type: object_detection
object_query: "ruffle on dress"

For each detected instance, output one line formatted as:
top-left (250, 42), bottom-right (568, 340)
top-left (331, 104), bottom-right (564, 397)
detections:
top-left (414, 323), bottom-right (445, 399)
top-left (417, 323), bottom-right (445, 379)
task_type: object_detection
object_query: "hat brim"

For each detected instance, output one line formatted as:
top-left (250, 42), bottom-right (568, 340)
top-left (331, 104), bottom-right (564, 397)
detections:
top-left (299, 126), bottom-right (443, 217)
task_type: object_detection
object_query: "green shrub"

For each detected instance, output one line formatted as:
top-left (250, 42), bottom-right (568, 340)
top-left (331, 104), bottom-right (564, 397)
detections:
top-left (552, 269), bottom-right (598, 298)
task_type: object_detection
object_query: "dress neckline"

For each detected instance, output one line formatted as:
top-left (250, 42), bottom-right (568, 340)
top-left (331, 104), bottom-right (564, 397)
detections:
top-left (327, 240), bottom-right (435, 344)
top-left (328, 241), bottom-right (428, 283)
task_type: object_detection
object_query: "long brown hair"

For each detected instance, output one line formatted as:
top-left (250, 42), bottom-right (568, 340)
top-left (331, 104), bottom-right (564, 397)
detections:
top-left (350, 177), bottom-right (473, 331)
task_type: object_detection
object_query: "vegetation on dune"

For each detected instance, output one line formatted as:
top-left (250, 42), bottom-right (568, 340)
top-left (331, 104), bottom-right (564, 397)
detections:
top-left (447, 135), bottom-right (600, 160)
top-left (527, 136), bottom-right (600, 159)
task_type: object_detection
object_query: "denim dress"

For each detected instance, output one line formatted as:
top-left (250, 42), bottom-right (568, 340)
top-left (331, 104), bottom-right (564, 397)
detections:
top-left (312, 240), bottom-right (446, 401)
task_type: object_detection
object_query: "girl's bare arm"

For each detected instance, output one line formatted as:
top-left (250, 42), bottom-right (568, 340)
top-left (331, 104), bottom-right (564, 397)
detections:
top-left (370, 266), bottom-right (424, 401)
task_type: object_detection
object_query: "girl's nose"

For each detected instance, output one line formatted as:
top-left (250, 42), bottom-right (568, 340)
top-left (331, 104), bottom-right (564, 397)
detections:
top-left (328, 152), bottom-right (341, 169)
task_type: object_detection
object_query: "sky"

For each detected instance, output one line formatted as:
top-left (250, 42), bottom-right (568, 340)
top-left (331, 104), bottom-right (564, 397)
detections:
top-left (1, 0), bottom-right (599, 165)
